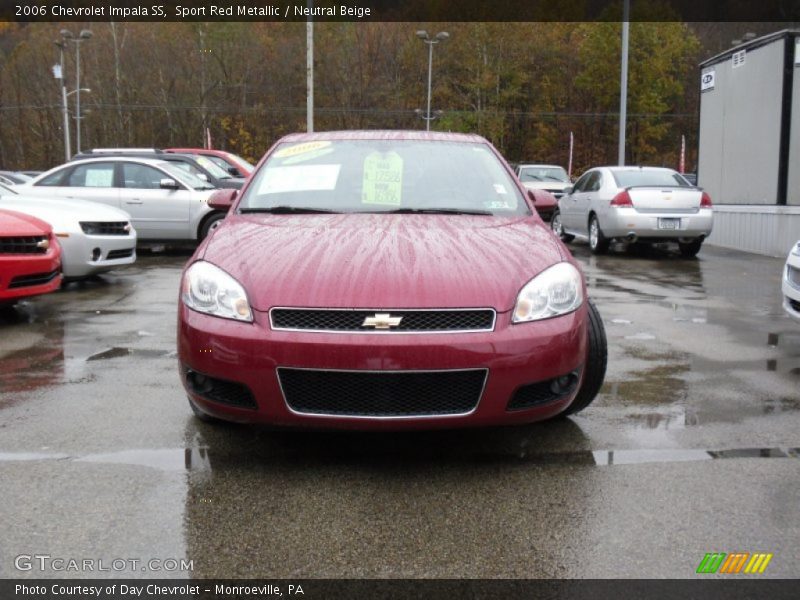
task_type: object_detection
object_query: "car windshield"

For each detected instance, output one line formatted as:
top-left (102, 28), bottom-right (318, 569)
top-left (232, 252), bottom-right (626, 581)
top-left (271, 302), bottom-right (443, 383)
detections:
top-left (193, 155), bottom-right (232, 179)
top-left (518, 166), bottom-right (568, 183)
top-left (612, 169), bottom-right (692, 188)
top-left (0, 181), bottom-right (20, 196)
top-left (238, 140), bottom-right (529, 216)
top-left (154, 161), bottom-right (215, 190)
top-left (226, 152), bottom-right (254, 170)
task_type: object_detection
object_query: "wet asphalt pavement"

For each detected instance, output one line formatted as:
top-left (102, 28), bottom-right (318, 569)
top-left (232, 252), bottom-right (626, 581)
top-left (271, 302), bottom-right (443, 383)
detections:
top-left (0, 242), bottom-right (798, 579)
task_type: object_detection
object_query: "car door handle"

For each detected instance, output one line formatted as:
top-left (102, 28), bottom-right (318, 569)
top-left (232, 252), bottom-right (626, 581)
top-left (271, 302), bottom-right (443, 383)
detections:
top-left (125, 199), bottom-right (143, 204)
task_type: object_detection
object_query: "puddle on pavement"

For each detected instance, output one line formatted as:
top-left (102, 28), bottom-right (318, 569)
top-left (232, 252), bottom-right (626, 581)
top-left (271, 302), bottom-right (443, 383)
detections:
top-left (86, 347), bottom-right (171, 361)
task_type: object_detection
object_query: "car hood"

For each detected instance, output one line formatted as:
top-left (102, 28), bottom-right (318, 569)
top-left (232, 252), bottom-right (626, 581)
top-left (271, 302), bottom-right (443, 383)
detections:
top-left (0, 209), bottom-right (51, 236)
top-left (0, 195), bottom-right (132, 231)
top-left (201, 213), bottom-right (565, 311)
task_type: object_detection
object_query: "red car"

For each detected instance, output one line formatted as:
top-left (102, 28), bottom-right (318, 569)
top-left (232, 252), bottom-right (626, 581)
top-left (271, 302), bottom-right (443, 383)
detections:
top-left (165, 148), bottom-right (255, 178)
top-left (177, 131), bottom-right (607, 429)
top-left (0, 209), bottom-right (62, 305)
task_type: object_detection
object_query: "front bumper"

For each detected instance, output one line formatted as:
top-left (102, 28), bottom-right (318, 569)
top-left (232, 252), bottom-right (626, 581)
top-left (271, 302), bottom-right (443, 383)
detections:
top-left (177, 304), bottom-right (588, 429)
top-left (0, 248), bottom-right (62, 302)
top-left (601, 208), bottom-right (713, 240)
top-left (783, 252), bottom-right (800, 321)
top-left (59, 232), bottom-right (137, 278)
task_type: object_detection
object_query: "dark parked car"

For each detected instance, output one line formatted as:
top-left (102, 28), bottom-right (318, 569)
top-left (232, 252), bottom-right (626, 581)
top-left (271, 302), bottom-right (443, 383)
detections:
top-left (178, 130), bottom-right (607, 429)
top-left (71, 149), bottom-right (245, 190)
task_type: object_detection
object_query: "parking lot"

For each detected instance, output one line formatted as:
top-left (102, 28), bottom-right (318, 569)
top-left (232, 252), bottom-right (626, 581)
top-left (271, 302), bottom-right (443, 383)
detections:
top-left (1, 242), bottom-right (798, 579)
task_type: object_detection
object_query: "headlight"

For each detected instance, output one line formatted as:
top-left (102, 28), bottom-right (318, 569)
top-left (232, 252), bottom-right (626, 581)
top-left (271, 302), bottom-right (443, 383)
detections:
top-left (513, 262), bottom-right (583, 323)
top-left (181, 261), bottom-right (252, 322)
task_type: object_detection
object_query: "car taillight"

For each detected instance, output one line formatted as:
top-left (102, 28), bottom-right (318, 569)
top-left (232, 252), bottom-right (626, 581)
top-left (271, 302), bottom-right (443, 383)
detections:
top-left (700, 192), bottom-right (712, 208)
top-left (610, 190), bottom-right (633, 207)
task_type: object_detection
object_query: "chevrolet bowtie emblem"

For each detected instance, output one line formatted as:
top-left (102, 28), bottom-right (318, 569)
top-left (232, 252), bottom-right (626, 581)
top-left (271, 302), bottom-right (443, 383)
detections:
top-left (362, 313), bottom-right (403, 329)
top-left (36, 239), bottom-right (50, 250)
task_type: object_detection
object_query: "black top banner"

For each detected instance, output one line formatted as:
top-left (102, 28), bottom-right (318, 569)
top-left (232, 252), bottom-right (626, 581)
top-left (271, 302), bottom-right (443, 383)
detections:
top-left (3, 0), bottom-right (800, 22)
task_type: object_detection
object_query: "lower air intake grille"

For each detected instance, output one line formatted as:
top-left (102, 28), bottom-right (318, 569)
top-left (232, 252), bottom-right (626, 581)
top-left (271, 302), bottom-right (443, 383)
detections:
top-left (271, 308), bottom-right (495, 332)
top-left (278, 368), bottom-right (487, 417)
top-left (789, 298), bottom-right (800, 312)
top-left (184, 367), bottom-right (257, 410)
top-left (506, 371), bottom-right (580, 411)
top-left (106, 248), bottom-right (134, 260)
top-left (8, 270), bottom-right (59, 289)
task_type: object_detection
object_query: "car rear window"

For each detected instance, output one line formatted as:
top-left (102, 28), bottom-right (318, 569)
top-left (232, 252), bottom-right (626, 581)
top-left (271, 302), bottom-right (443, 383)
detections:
top-left (612, 170), bottom-right (692, 188)
top-left (238, 140), bottom-right (529, 216)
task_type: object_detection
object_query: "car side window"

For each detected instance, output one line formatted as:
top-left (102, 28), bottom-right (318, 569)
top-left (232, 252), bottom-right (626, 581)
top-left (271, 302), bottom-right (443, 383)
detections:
top-left (587, 172), bottom-right (602, 192)
top-left (573, 172), bottom-right (591, 192)
top-left (67, 163), bottom-right (116, 187)
top-left (34, 170), bottom-right (68, 187)
top-left (122, 163), bottom-right (167, 190)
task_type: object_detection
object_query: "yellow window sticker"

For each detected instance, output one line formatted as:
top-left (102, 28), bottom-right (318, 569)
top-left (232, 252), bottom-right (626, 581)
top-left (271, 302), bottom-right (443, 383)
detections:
top-left (362, 151), bottom-right (403, 206)
top-left (274, 141), bottom-right (332, 159)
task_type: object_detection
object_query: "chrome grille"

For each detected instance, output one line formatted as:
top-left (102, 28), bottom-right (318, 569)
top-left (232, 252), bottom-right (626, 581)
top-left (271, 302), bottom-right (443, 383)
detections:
top-left (270, 308), bottom-right (495, 333)
top-left (278, 368), bottom-right (487, 417)
top-left (0, 236), bottom-right (47, 254)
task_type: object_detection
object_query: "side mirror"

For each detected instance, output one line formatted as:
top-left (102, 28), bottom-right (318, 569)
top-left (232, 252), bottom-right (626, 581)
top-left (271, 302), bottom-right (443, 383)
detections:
top-left (563, 185), bottom-right (574, 195)
top-left (227, 166), bottom-right (241, 177)
top-left (160, 178), bottom-right (180, 190)
top-left (527, 189), bottom-right (538, 203)
top-left (208, 188), bottom-right (238, 211)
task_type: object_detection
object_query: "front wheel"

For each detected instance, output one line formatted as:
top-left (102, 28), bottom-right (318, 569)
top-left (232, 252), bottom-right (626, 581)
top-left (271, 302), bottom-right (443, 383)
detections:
top-left (562, 299), bottom-right (607, 416)
top-left (588, 215), bottom-right (610, 255)
top-left (678, 238), bottom-right (703, 258)
top-left (198, 212), bottom-right (226, 241)
top-left (551, 210), bottom-right (574, 243)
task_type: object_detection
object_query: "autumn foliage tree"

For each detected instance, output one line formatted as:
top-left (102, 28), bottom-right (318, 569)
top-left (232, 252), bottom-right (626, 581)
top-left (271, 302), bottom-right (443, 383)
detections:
top-left (0, 19), bottom-right (708, 173)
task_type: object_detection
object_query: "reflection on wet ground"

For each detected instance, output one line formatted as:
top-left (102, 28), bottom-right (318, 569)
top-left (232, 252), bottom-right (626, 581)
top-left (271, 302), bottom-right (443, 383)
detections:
top-left (2, 245), bottom-right (800, 578)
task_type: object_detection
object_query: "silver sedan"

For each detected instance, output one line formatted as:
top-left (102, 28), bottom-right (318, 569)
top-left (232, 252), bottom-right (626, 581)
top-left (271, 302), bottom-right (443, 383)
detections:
top-left (0, 182), bottom-right (137, 279)
top-left (551, 166), bottom-right (713, 257)
top-left (19, 157), bottom-right (221, 241)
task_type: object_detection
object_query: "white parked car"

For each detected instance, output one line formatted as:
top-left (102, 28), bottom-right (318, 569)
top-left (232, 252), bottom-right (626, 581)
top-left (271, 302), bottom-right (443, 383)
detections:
top-left (515, 164), bottom-right (572, 199)
top-left (551, 166), bottom-right (713, 257)
top-left (20, 157), bottom-right (221, 241)
top-left (0, 182), bottom-right (136, 279)
top-left (783, 241), bottom-right (800, 321)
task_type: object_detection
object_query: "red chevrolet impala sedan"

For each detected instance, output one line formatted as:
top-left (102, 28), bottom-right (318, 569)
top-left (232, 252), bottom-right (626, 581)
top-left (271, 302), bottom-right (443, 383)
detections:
top-left (177, 131), bottom-right (607, 429)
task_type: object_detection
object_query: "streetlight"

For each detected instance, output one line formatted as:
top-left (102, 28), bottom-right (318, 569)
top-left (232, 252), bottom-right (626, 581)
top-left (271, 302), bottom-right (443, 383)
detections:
top-left (416, 30), bottom-right (449, 132)
top-left (60, 28), bottom-right (93, 154)
top-left (53, 40), bottom-right (71, 161)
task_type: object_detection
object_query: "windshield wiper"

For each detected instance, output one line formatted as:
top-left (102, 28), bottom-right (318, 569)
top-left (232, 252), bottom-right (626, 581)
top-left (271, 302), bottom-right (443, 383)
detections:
top-left (239, 206), bottom-right (340, 214)
top-left (379, 207), bottom-right (493, 216)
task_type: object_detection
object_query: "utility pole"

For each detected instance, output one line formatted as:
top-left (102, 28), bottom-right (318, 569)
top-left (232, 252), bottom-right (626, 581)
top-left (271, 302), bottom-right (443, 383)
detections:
top-left (54, 41), bottom-right (71, 161)
top-left (618, 0), bottom-right (630, 166)
top-left (307, 2), bottom-right (314, 132)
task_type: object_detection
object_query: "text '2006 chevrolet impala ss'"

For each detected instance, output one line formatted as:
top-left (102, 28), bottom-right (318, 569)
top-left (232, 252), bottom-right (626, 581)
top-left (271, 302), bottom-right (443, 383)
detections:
top-left (177, 131), bottom-right (607, 429)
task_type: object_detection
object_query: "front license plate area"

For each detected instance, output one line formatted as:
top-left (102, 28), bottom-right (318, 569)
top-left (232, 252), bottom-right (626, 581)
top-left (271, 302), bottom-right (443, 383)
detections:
top-left (658, 218), bottom-right (680, 230)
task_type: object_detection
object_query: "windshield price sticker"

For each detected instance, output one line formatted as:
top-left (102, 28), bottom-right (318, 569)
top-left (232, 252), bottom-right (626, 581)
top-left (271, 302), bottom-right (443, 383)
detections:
top-left (362, 151), bottom-right (403, 206)
top-left (259, 164), bottom-right (341, 194)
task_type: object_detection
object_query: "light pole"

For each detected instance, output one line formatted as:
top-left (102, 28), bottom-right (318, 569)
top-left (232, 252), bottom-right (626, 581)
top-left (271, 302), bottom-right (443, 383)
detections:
top-left (618, 0), bottom-right (629, 166)
top-left (416, 30), bottom-right (449, 131)
top-left (53, 41), bottom-right (71, 161)
top-left (60, 29), bottom-right (93, 154)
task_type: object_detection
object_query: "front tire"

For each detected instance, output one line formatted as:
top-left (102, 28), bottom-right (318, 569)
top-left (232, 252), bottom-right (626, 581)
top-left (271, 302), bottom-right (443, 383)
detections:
top-left (678, 238), bottom-right (703, 258)
top-left (198, 212), bottom-right (226, 241)
top-left (551, 210), bottom-right (574, 243)
top-left (562, 299), bottom-right (607, 416)
top-left (588, 215), bottom-right (610, 255)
